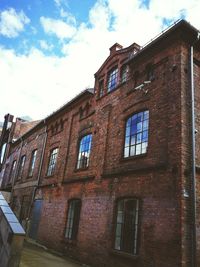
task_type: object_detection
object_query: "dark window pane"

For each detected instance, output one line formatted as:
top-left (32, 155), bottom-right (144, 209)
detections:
top-left (114, 198), bottom-right (139, 255)
top-left (65, 200), bottom-right (81, 240)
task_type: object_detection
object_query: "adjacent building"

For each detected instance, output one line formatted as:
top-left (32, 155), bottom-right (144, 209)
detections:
top-left (0, 20), bottom-right (200, 267)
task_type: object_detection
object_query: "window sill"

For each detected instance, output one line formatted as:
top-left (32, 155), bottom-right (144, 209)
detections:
top-left (120, 152), bottom-right (147, 162)
top-left (74, 167), bottom-right (89, 172)
top-left (45, 174), bottom-right (55, 178)
top-left (62, 238), bottom-right (77, 246)
top-left (110, 249), bottom-right (139, 260)
top-left (96, 82), bottom-right (126, 100)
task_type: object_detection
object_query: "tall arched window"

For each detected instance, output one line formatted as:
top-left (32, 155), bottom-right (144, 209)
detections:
top-left (77, 134), bottom-right (92, 169)
top-left (124, 110), bottom-right (149, 157)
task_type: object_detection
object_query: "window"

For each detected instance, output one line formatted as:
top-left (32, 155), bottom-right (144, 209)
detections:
top-left (146, 63), bottom-right (154, 81)
top-left (17, 155), bottom-right (26, 179)
top-left (77, 134), bottom-right (92, 169)
top-left (28, 150), bottom-right (37, 177)
top-left (9, 160), bottom-right (16, 183)
top-left (114, 198), bottom-right (139, 255)
top-left (0, 143), bottom-right (7, 164)
top-left (121, 65), bottom-right (128, 83)
top-left (47, 148), bottom-right (58, 176)
top-left (99, 80), bottom-right (104, 97)
top-left (65, 199), bottom-right (81, 240)
top-left (124, 110), bottom-right (149, 157)
top-left (107, 68), bottom-right (118, 92)
top-left (19, 195), bottom-right (30, 223)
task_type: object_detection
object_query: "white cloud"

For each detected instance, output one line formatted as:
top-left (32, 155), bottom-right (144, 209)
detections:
top-left (39, 40), bottom-right (54, 51)
top-left (0, 8), bottom-right (30, 38)
top-left (40, 16), bottom-right (76, 39)
top-left (1, 0), bottom-right (200, 122)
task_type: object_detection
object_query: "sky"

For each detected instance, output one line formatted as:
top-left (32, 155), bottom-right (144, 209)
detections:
top-left (0, 0), bottom-right (200, 122)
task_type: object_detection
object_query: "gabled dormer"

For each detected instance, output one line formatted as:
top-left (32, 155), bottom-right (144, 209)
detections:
top-left (94, 42), bottom-right (140, 99)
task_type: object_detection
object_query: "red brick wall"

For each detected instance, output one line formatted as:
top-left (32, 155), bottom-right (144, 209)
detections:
top-left (37, 39), bottom-right (185, 267)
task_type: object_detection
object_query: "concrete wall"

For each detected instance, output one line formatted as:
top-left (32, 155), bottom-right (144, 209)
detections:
top-left (0, 192), bottom-right (25, 267)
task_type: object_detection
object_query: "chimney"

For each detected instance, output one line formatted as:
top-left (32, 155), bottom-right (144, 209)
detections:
top-left (109, 43), bottom-right (123, 55)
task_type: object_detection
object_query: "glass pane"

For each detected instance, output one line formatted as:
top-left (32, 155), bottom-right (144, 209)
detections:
top-left (144, 110), bottom-right (149, 120)
top-left (125, 137), bottom-right (130, 147)
top-left (125, 126), bottom-right (130, 137)
top-left (131, 124), bottom-right (137, 135)
top-left (131, 135), bottom-right (136, 145)
top-left (130, 146), bottom-right (135, 156)
top-left (137, 122), bottom-right (142, 132)
top-left (142, 142), bottom-right (147, 153)
top-left (137, 112), bottom-right (143, 122)
top-left (136, 133), bottom-right (142, 144)
top-left (115, 237), bottom-right (121, 250)
top-left (143, 120), bottom-right (148, 130)
top-left (117, 211), bottom-right (123, 223)
top-left (126, 118), bottom-right (131, 127)
top-left (136, 144), bottom-right (141, 155)
top-left (142, 130), bottom-right (148, 142)
top-left (116, 223), bottom-right (122, 236)
top-left (124, 147), bottom-right (129, 158)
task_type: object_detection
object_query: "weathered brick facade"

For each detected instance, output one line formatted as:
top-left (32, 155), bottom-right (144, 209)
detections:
top-left (1, 20), bottom-right (200, 267)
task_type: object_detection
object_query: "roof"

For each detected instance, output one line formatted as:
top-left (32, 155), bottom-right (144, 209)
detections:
top-left (13, 88), bottom-right (94, 144)
top-left (126, 19), bottom-right (200, 64)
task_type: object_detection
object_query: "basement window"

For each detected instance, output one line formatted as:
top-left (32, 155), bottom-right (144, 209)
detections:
top-left (114, 198), bottom-right (139, 255)
top-left (65, 199), bottom-right (81, 240)
top-left (47, 148), bottom-right (58, 176)
top-left (124, 110), bottom-right (149, 157)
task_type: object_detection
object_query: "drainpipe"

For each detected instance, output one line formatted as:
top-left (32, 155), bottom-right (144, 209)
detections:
top-left (190, 32), bottom-right (200, 267)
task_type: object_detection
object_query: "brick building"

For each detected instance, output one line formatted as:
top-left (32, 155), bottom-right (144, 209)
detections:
top-left (0, 20), bottom-right (200, 267)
